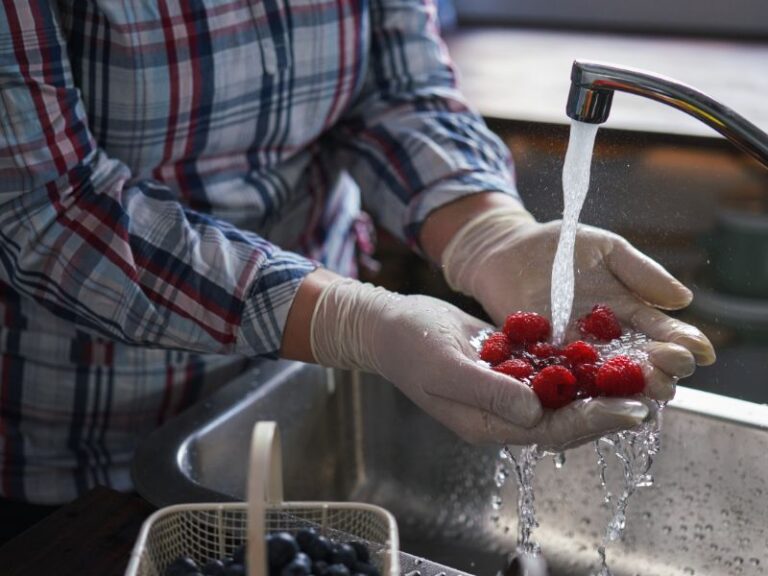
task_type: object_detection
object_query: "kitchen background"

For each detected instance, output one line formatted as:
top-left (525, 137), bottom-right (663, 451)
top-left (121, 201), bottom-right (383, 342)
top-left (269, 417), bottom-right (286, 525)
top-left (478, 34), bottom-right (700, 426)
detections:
top-left (361, 0), bottom-right (768, 404)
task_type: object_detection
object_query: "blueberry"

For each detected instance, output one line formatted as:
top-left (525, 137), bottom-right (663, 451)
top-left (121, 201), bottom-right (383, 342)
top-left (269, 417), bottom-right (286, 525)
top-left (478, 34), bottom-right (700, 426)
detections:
top-left (280, 558), bottom-right (311, 576)
top-left (313, 560), bottom-right (330, 576)
top-left (224, 564), bottom-right (246, 576)
top-left (347, 543), bottom-right (370, 564)
top-left (311, 535), bottom-right (332, 561)
top-left (233, 545), bottom-right (246, 565)
top-left (352, 562), bottom-right (380, 576)
top-left (166, 556), bottom-right (199, 576)
top-left (295, 553), bottom-right (312, 571)
top-left (296, 529), bottom-right (331, 561)
top-left (296, 529), bottom-right (317, 551)
top-left (268, 532), bottom-right (300, 569)
top-left (326, 564), bottom-right (351, 576)
top-left (329, 544), bottom-right (357, 568)
top-left (202, 559), bottom-right (226, 576)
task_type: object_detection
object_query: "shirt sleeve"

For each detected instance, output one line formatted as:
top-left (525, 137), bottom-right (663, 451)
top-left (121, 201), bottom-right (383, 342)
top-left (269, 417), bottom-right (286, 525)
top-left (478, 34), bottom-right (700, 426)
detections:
top-left (330, 0), bottom-right (521, 248)
top-left (0, 2), bottom-right (315, 358)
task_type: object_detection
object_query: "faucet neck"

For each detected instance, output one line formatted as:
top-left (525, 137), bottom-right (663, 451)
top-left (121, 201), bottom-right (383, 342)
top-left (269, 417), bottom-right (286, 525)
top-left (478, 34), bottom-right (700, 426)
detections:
top-left (567, 60), bottom-right (768, 170)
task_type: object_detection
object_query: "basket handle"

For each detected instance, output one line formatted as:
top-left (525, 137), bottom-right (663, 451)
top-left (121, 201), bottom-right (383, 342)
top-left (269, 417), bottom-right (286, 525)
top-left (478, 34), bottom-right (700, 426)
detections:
top-left (247, 421), bottom-right (284, 576)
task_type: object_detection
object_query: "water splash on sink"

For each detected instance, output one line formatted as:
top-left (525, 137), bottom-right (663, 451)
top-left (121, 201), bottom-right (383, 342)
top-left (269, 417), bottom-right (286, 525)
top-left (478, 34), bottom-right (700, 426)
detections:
top-left (491, 120), bottom-right (669, 576)
top-left (493, 446), bottom-right (546, 557)
top-left (508, 445), bottom-right (546, 556)
top-left (593, 402), bottom-right (664, 576)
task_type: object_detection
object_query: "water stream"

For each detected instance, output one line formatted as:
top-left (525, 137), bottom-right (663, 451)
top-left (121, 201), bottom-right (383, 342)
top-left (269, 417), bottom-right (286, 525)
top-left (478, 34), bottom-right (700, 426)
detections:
top-left (550, 121), bottom-right (600, 346)
top-left (496, 120), bottom-right (666, 576)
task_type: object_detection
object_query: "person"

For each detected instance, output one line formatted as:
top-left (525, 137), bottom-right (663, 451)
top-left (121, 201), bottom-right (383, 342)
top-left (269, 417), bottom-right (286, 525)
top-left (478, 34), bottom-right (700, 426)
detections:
top-left (0, 0), bottom-right (713, 526)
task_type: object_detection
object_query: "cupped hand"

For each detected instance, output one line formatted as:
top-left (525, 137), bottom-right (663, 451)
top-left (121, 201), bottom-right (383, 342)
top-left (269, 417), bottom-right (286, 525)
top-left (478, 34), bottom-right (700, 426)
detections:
top-left (442, 209), bottom-right (715, 400)
top-left (311, 279), bottom-right (650, 449)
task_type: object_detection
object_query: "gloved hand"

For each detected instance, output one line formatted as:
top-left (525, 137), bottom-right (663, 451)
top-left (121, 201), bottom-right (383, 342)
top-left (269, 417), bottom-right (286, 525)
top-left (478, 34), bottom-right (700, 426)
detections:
top-left (442, 206), bottom-right (716, 400)
top-left (311, 278), bottom-right (650, 450)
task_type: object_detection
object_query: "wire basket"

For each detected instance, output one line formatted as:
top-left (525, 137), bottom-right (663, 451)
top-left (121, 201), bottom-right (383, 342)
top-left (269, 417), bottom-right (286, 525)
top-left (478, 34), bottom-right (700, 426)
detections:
top-left (125, 422), bottom-right (399, 576)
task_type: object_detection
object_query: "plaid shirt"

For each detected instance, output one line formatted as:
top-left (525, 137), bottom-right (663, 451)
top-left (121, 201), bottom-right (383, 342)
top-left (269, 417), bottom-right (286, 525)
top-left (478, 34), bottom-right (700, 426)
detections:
top-left (0, 0), bottom-right (518, 504)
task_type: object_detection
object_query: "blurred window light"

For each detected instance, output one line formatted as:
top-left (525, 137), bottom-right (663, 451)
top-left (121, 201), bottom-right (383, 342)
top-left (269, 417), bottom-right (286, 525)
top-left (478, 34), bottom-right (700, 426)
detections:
top-left (453, 0), bottom-right (768, 38)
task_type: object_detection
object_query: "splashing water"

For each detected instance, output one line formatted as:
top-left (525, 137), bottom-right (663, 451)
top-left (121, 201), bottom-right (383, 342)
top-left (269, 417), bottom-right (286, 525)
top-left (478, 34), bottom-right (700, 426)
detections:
top-left (489, 121), bottom-right (668, 576)
top-left (593, 403), bottom-right (664, 576)
top-left (510, 445), bottom-right (546, 556)
top-left (551, 121), bottom-right (600, 345)
top-left (493, 446), bottom-right (546, 557)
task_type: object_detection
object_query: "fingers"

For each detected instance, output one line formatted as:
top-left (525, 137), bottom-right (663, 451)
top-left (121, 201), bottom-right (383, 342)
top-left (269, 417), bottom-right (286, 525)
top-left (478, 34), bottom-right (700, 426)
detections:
top-left (645, 341), bottom-right (696, 378)
top-left (417, 384), bottom-right (648, 449)
top-left (516, 398), bottom-right (650, 452)
top-left (605, 239), bottom-right (692, 310)
top-left (422, 354), bottom-right (544, 428)
top-left (642, 362), bottom-right (677, 401)
top-left (631, 307), bottom-right (716, 366)
top-left (640, 341), bottom-right (696, 400)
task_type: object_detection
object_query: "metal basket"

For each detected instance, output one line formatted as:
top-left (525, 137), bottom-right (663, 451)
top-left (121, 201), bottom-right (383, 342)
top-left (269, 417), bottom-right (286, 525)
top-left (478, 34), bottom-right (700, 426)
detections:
top-left (125, 422), bottom-right (400, 576)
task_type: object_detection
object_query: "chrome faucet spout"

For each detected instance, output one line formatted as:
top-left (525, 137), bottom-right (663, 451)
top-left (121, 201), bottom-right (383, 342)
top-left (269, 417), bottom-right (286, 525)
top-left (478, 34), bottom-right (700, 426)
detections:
top-left (566, 60), bottom-right (768, 169)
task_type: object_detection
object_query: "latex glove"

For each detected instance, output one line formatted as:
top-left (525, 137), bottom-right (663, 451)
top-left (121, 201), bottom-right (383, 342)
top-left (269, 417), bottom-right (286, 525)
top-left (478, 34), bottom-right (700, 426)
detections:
top-left (442, 207), bottom-right (716, 400)
top-left (311, 278), bottom-right (650, 450)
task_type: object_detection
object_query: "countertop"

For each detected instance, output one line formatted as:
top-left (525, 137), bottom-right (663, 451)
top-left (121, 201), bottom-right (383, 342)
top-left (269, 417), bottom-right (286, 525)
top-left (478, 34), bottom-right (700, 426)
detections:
top-left (0, 487), bottom-right (154, 576)
top-left (444, 28), bottom-right (768, 137)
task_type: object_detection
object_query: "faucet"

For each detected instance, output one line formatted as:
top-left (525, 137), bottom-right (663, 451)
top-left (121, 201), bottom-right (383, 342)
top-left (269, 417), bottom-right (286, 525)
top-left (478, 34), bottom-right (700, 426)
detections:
top-left (566, 60), bottom-right (768, 170)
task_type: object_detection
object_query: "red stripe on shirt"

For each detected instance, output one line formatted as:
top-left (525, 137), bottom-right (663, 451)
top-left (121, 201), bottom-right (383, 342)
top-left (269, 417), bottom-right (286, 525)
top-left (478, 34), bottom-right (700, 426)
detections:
top-left (5, 3), bottom-right (68, 176)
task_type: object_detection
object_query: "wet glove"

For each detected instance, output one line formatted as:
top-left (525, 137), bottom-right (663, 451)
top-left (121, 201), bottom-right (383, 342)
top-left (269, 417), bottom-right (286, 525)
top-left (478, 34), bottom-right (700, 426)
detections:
top-left (310, 278), bottom-right (650, 450)
top-left (441, 206), bottom-right (716, 400)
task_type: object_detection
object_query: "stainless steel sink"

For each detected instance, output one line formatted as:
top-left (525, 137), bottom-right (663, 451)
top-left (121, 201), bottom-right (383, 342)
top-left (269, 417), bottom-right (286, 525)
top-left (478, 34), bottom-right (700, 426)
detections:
top-left (133, 360), bottom-right (768, 576)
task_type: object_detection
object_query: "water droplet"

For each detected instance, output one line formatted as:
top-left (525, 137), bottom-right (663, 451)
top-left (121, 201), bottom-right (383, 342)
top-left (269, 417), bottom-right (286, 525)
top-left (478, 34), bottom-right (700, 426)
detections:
top-left (750, 558), bottom-right (761, 566)
top-left (553, 452), bottom-right (566, 469)
top-left (683, 568), bottom-right (695, 575)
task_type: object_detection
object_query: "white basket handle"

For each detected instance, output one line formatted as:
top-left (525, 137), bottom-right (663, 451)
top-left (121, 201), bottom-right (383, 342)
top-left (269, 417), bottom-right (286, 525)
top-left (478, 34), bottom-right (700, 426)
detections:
top-left (247, 421), bottom-right (284, 576)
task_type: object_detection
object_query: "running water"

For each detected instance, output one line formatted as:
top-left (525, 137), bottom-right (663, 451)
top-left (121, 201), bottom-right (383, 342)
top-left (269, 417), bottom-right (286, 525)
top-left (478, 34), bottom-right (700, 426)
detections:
top-left (492, 446), bottom-right (546, 560)
top-left (593, 409), bottom-right (664, 576)
top-left (591, 334), bottom-right (666, 576)
top-left (551, 121), bottom-right (600, 345)
top-left (490, 120), bottom-right (667, 576)
top-left (494, 120), bottom-right (601, 561)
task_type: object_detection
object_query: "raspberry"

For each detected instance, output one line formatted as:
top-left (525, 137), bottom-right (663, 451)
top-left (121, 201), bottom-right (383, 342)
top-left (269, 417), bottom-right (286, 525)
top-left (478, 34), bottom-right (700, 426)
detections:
top-left (562, 340), bottom-right (599, 366)
top-left (595, 355), bottom-right (645, 396)
top-left (573, 362), bottom-right (599, 397)
top-left (578, 304), bottom-right (622, 341)
top-left (479, 332), bottom-right (512, 365)
top-left (503, 312), bottom-right (551, 345)
top-left (531, 365), bottom-right (578, 409)
top-left (526, 342), bottom-right (561, 359)
top-left (492, 358), bottom-right (534, 380)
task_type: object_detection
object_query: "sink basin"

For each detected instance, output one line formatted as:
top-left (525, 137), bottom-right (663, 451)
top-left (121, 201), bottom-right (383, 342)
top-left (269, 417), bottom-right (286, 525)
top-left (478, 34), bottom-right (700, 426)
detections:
top-left (133, 360), bottom-right (768, 576)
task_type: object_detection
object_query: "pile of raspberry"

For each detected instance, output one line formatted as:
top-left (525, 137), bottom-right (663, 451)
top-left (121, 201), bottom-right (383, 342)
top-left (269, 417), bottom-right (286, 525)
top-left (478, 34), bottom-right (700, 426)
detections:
top-left (479, 305), bottom-right (645, 409)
